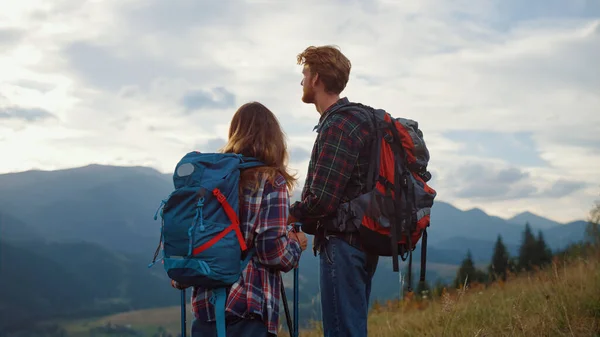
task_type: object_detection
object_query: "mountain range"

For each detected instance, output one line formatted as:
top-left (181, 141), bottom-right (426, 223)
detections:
top-left (0, 164), bottom-right (589, 332)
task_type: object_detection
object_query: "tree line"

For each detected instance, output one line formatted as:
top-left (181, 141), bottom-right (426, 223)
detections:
top-left (452, 222), bottom-right (553, 289)
top-left (410, 221), bottom-right (554, 297)
top-left (411, 201), bottom-right (600, 297)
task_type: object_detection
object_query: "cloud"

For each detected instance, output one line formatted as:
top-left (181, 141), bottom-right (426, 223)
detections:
top-left (443, 131), bottom-right (548, 167)
top-left (0, 106), bottom-right (56, 122)
top-left (181, 87), bottom-right (236, 112)
top-left (542, 179), bottom-right (588, 198)
top-left (11, 79), bottom-right (56, 93)
top-left (0, 29), bottom-right (24, 51)
top-left (451, 164), bottom-right (536, 200)
top-left (288, 146), bottom-right (311, 164)
top-left (190, 137), bottom-right (311, 164)
top-left (448, 161), bottom-right (588, 201)
top-left (63, 41), bottom-right (232, 92)
top-left (0, 0), bottom-right (598, 223)
top-left (195, 138), bottom-right (227, 153)
top-left (477, 0), bottom-right (600, 31)
top-left (118, 0), bottom-right (245, 35)
top-left (560, 136), bottom-right (600, 154)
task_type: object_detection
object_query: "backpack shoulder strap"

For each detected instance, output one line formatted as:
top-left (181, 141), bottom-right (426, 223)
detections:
top-left (212, 287), bottom-right (227, 337)
top-left (212, 249), bottom-right (255, 337)
top-left (335, 103), bottom-right (387, 190)
top-left (239, 156), bottom-right (265, 169)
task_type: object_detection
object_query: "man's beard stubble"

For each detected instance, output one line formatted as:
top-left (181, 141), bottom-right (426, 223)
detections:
top-left (302, 86), bottom-right (315, 104)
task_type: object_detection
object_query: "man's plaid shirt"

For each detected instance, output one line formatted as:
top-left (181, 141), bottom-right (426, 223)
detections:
top-left (290, 97), bottom-right (373, 251)
top-left (183, 173), bottom-right (301, 336)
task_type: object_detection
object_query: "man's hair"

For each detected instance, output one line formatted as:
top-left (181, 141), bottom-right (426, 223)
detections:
top-left (297, 45), bottom-right (351, 95)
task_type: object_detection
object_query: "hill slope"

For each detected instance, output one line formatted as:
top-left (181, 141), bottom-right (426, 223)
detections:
top-left (56, 248), bottom-right (600, 337)
top-left (0, 239), bottom-right (177, 333)
top-left (0, 164), bottom-right (172, 254)
top-left (0, 211), bottom-right (43, 242)
top-left (302, 246), bottom-right (600, 336)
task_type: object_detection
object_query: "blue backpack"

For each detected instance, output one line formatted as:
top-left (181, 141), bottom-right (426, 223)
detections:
top-left (149, 151), bottom-right (264, 337)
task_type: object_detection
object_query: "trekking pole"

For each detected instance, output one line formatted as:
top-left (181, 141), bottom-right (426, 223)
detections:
top-left (399, 267), bottom-right (404, 302)
top-left (292, 222), bottom-right (302, 337)
top-left (181, 289), bottom-right (187, 337)
top-left (280, 277), bottom-right (294, 337)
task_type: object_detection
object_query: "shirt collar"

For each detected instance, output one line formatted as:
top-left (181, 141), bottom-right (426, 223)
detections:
top-left (313, 97), bottom-right (350, 132)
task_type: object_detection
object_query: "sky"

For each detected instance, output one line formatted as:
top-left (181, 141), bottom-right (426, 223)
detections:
top-left (0, 0), bottom-right (599, 223)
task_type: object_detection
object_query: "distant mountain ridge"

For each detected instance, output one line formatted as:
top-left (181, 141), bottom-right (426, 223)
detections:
top-left (0, 163), bottom-right (585, 248)
top-left (508, 211), bottom-right (562, 229)
top-left (0, 163), bottom-right (587, 265)
top-left (0, 163), bottom-right (588, 272)
top-left (0, 164), bottom-right (172, 255)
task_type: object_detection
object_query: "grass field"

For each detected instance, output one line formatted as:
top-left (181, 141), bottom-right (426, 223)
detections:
top-left (61, 303), bottom-right (190, 336)
top-left (62, 248), bottom-right (600, 337)
top-left (299, 249), bottom-right (600, 337)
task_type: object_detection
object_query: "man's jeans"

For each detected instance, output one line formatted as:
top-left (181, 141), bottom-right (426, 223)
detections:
top-left (319, 236), bottom-right (379, 337)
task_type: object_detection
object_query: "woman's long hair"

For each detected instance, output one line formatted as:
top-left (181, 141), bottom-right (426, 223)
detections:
top-left (220, 101), bottom-right (298, 193)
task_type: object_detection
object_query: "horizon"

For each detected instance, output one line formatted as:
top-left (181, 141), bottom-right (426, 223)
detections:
top-left (0, 161), bottom-right (590, 224)
top-left (1, 0), bottom-right (599, 224)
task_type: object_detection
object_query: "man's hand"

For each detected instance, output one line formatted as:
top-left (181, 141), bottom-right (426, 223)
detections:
top-left (289, 230), bottom-right (308, 251)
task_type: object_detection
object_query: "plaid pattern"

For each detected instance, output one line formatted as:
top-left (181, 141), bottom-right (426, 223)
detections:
top-left (290, 97), bottom-right (373, 251)
top-left (181, 173), bottom-right (301, 336)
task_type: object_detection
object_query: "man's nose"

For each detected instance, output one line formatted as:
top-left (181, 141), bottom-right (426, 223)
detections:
top-left (300, 79), bottom-right (304, 86)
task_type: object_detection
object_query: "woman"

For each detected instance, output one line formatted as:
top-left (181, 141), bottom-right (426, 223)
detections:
top-left (172, 101), bottom-right (308, 337)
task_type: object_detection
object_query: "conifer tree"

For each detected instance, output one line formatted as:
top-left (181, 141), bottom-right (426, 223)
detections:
top-left (586, 201), bottom-right (600, 247)
top-left (518, 222), bottom-right (539, 271)
top-left (455, 250), bottom-right (475, 288)
top-left (507, 256), bottom-right (518, 275)
top-left (454, 250), bottom-right (487, 288)
top-left (536, 230), bottom-right (553, 267)
top-left (489, 234), bottom-right (510, 281)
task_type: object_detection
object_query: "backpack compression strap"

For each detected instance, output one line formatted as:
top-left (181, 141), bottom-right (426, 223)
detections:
top-left (192, 188), bottom-right (247, 255)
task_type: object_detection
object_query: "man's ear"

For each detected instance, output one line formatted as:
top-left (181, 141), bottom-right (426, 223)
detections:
top-left (311, 72), bottom-right (320, 87)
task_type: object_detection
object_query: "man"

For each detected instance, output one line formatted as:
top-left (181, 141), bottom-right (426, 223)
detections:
top-left (289, 45), bottom-right (379, 337)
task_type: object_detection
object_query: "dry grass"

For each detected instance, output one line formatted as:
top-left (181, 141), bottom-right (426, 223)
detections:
top-left (64, 250), bottom-right (600, 337)
top-left (63, 304), bottom-right (191, 336)
top-left (294, 250), bottom-right (600, 337)
top-left (91, 304), bottom-right (191, 327)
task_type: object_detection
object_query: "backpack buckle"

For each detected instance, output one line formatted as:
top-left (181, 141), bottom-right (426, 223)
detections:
top-left (213, 188), bottom-right (226, 202)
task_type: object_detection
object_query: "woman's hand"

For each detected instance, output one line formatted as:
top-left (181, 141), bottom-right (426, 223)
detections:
top-left (289, 230), bottom-right (308, 251)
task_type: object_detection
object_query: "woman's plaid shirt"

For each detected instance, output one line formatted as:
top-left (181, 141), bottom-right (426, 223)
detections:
top-left (186, 173), bottom-right (301, 335)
